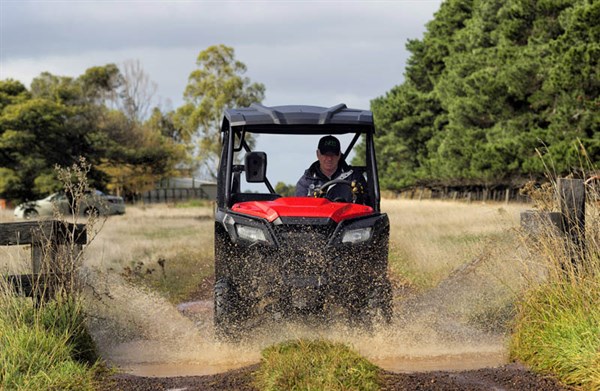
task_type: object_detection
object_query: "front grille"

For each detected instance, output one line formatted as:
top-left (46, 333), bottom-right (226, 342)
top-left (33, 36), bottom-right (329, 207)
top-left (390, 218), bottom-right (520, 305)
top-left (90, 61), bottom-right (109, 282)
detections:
top-left (271, 224), bottom-right (337, 280)
top-left (273, 224), bottom-right (334, 249)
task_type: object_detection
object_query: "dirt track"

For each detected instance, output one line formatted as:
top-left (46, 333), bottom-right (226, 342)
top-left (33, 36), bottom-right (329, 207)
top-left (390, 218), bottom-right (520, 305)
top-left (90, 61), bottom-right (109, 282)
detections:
top-left (100, 362), bottom-right (572, 391)
top-left (92, 276), bottom-right (570, 391)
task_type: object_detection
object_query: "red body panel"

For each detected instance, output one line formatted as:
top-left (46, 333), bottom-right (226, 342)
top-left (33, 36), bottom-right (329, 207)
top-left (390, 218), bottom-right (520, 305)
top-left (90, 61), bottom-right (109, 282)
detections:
top-left (231, 197), bottom-right (374, 223)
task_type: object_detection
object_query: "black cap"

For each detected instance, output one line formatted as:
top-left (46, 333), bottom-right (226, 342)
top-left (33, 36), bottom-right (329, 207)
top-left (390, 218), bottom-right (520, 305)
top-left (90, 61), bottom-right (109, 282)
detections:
top-left (318, 135), bottom-right (341, 155)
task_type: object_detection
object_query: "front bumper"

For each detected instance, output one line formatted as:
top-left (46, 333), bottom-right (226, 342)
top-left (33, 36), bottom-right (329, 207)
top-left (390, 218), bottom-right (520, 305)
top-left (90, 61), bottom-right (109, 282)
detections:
top-left (215, 209), bottom-right (389, 312)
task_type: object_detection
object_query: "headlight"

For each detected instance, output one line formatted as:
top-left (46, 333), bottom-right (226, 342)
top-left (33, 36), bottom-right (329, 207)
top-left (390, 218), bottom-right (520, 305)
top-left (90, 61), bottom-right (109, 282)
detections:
top-left (236, 224), bottom-right (268, 243)
top-left (341, 227), bottom-right (372, 244)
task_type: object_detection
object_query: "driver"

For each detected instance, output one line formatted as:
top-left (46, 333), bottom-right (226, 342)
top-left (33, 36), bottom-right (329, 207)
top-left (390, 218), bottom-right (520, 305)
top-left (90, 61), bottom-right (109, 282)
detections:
top-left (295, 135), bottom-right (367, 203)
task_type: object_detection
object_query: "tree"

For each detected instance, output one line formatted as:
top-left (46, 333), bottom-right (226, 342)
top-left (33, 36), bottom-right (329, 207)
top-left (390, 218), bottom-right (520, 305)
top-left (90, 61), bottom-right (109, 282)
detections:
top-left (371, 0), bottom-right (599, 190)
top-left (118, 59), bottom-right (158, 122)
top-left (0, 79), bottom-right (30, 110)
top-left (78, 64), bottom-right (122, 105)
top-left (275, 181), bottom-right (295, 197)
top-left (177, 44), bottom-right (265, 179)
top-left (95, 108), bottom-right (189, 199)
top-left (0, 63), bottom-right (187, 203)
top-left (0, 98), bottom-right (96, 200)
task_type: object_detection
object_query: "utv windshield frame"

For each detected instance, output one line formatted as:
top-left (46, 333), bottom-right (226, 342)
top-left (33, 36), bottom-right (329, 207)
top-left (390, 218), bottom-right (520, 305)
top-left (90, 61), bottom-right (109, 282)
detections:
top-left (217, 103), bottom-right (382, 212)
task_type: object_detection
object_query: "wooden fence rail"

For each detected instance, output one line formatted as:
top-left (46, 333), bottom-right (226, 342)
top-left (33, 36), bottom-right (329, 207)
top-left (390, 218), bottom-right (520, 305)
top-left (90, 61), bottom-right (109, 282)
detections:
top-left (1, 220), bottom-right (87, 300)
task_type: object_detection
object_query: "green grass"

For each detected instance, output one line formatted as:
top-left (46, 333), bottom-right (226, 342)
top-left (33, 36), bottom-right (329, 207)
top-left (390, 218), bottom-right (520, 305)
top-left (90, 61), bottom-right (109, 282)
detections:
top-left (510, 280), bottom-right (600, 389)
top-left (509, 178), bottom-right (600, 389)
top-left (254, 339), bottom-right (380, 391)
top-left (0, 293), bottom-right (99, 390)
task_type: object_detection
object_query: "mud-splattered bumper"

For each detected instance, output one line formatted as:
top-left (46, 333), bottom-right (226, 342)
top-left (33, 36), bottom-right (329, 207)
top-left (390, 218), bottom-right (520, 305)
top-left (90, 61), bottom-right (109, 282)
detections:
top-left (215, 210), bottom-right (390, 313)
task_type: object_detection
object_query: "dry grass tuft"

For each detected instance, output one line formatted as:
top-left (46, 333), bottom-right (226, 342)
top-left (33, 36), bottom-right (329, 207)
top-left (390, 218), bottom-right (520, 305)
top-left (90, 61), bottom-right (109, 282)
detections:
top-left (511, 178), bottom-right (600, 389)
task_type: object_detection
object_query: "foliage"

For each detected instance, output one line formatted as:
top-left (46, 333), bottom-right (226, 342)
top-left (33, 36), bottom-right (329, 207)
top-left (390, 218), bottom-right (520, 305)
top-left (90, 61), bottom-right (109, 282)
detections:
top-left (0, 62), bottom-right (189, 202)
top-left (367, 0), bottom-right (599, 190)
top-left (176, 44), bottom-right (265, 179)
top-left (0, 95), bottom-right (99, 201)
top-left (0, 292), bottom-right (98, 390)
top-left (275, 181), bottom-right (296, 197)
top-left (96, 109), bottom-right (189, 199)
top-left (511, 281), bottom-right (600, 390)
top-left (254, 339), bottom-right (380, 391)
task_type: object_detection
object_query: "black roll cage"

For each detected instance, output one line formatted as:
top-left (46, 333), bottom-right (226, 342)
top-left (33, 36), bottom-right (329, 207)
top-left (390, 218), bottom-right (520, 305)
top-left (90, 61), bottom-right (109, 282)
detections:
top-left (216, 104), bottom-right (382, 212)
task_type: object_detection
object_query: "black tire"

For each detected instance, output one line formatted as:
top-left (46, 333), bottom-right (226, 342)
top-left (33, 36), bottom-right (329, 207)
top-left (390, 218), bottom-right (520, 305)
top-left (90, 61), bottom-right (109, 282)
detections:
top-left (363, 278), bottom-right (393, 327)
top-left (214, 224), bottom-right (248, 341)
top-left (24, 209), bottom-right (39, 219)
top-left (348, 278), bottom-right (392, 331)
top-left (214, 279), bottom-right (243, 341)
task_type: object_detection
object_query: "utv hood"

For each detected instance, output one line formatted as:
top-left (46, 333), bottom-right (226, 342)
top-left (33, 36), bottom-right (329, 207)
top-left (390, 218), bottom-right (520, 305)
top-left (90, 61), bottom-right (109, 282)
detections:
top-left (231, 197), bottom-right (373, 223)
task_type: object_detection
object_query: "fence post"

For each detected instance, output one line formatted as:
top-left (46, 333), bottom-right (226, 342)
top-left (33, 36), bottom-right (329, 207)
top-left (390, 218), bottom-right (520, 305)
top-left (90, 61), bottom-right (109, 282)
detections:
top-left (558, 178), bottom-right (585, 265)
top-left (520, 210), bottom-right (564, 237)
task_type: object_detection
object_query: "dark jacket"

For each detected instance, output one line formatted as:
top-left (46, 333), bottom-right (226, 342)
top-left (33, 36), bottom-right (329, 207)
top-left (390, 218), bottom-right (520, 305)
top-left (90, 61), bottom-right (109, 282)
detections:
top-left (295, 160), bottom-right (368, 203)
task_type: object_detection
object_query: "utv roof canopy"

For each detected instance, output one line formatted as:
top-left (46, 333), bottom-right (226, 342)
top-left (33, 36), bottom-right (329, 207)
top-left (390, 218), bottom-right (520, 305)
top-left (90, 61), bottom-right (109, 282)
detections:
top-left (222, 103), bottom-right (375, 135)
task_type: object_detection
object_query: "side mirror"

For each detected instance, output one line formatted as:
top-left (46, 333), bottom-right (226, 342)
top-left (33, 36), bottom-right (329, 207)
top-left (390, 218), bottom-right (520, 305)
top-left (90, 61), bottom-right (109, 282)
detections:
top-left (245, 151), bottom-right (267, 183)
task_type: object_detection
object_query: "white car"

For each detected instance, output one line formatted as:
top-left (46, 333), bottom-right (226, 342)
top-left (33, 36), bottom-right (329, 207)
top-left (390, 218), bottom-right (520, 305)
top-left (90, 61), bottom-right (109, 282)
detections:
top-left (14, 190), bottom-right (126, 219)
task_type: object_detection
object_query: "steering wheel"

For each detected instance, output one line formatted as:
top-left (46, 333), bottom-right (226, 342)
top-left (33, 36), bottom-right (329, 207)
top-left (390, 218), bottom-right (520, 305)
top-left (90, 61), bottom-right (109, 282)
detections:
top-left (315, 179), bottom-right (355, 202)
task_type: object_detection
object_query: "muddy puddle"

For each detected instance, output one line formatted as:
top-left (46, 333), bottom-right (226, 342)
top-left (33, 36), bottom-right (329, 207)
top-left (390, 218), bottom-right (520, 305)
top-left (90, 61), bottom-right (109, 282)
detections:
top-left (374, 351), bottom-right (507, 373)
top-left (118, 351), bottom-right (507, 377)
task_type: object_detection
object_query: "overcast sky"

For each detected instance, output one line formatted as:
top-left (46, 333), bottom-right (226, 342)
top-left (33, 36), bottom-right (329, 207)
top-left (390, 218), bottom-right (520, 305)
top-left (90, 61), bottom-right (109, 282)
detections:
top-left (1, 0), bottom-right (442, 184)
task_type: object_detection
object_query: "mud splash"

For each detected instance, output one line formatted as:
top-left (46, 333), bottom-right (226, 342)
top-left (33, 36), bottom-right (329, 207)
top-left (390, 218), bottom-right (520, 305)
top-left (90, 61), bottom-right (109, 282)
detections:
top-left (84, 272), bottom-right (260, 377)
top-left (83, 248), bottom-right (517, 377)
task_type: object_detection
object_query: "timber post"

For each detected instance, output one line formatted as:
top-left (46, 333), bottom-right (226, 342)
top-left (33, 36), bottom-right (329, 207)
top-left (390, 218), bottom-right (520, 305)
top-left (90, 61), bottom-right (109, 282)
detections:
top-left (1, 220), bottom-right (87, 301)
top-left (520, 178), bottom-right (586, 270)
top-left (558, 178), bottom-right (586, 266)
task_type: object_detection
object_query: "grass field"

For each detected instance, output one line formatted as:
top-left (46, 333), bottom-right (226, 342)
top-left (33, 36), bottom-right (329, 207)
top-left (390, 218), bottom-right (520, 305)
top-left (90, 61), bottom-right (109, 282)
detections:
top-left (83, 203), bottom-right (215, 303)
top-left (1, 199), bottom-right (527, 315)
top-left (384, 199), bottom-right (523, 290)
top-left (2, 197), bottom-right (582, 389)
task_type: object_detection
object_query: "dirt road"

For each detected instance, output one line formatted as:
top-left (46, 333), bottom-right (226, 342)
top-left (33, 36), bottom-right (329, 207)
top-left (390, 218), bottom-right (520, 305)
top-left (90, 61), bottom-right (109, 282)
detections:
top-left (89, 262), bottom-right (572, 390)
top-left (76, 200), bottom-right (563, 389)
top-left (92, 294), bottom-right (571, 391)
top-left (100, 362), bottom-right (571, 390)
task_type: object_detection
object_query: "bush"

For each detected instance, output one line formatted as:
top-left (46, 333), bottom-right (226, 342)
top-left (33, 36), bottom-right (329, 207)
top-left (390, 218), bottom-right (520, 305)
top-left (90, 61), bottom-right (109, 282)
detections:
top-left (254, 339), bottom-right (380, 391)
top-left (0, 294), bottom-right (98, 390)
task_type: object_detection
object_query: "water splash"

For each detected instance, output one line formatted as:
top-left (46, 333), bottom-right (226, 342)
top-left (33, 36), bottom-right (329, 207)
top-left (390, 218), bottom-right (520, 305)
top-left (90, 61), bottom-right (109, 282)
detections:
top-left (83, 246), bottom-right (516, 377)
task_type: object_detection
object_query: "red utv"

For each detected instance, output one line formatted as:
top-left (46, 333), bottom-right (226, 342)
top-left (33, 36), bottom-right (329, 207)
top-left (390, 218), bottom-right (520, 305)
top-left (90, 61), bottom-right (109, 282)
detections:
top-left (214, 104), bottom-right (392, 339)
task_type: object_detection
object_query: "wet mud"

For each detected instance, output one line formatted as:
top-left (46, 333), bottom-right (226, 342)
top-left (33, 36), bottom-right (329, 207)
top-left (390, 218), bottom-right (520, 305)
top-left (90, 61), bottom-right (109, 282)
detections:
top-left (100, 363), bottom-right (571, 391)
